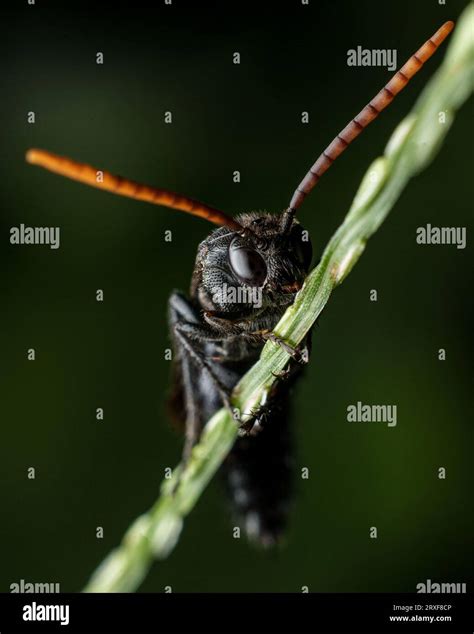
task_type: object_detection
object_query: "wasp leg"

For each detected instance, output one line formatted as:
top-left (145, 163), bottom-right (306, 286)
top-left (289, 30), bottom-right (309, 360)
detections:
top-left (241, 330), bottom-right (312, 437)
top-left (238, 389), bottom-right (273, 438)
top-left (203, 311), bottom-right (249, 335)
top-left (180, 355), bottom-right (201, 462)
top-left (168, 293), bottom-right (206, 471)
top-left (254, 329), bottom-right (310, 364)
top-left (169, 293), bottom-right (240, 422)
top-left (174, 325), bottom-right (237, 410)
top-left (203, 313), bottom-right (310, 364)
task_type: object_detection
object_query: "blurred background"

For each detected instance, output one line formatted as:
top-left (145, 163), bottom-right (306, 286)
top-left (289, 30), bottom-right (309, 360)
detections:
top-left (0, 0), bottom-right (472, 592)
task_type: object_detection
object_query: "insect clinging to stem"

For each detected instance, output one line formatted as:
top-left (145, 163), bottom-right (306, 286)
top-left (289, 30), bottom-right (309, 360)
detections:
top-left (26, 21), bottom-right (453, 546)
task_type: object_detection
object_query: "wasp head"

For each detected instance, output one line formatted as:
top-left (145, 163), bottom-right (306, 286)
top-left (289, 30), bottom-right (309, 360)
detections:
top-left (191, 212), bottom-right (312, 327)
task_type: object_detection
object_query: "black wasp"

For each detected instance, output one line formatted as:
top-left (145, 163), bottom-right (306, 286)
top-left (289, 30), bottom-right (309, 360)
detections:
top-left (26, 21), bottom-right (453, 545)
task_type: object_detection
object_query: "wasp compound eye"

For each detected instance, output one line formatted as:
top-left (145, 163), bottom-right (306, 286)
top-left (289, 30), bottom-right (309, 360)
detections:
top-left (228, 237), bottom-right (267, 286)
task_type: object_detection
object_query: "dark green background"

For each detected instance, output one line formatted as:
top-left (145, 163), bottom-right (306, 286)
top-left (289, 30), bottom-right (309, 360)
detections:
top-left (1, 0), bottom-right (472, 592)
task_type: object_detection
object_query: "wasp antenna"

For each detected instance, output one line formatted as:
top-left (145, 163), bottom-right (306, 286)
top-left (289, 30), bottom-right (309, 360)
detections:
top-left (285, 20), bottom-right (454, 221)
top-left (26, 148), bottom-right (245, 232)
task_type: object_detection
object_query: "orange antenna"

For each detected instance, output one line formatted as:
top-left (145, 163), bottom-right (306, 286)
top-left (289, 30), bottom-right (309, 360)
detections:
top-left (26, 148), bottom-right (245, 232)
top-left (282, 20), bottom-right (454, 231)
